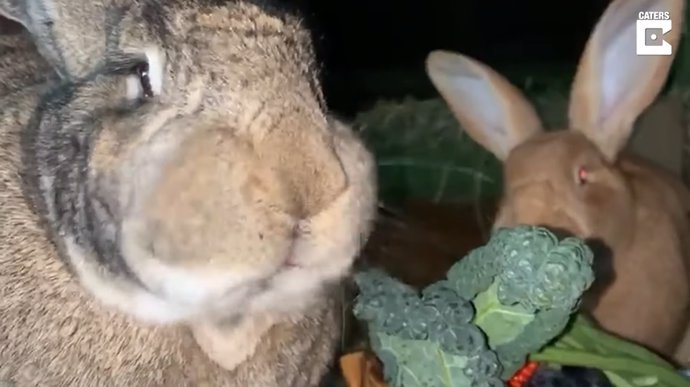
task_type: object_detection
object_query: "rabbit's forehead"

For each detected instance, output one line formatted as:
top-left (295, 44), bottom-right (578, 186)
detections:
top-left (502, 131), bottom-right (605, 185)
top-left (508, 131), bottom-right (601, 165)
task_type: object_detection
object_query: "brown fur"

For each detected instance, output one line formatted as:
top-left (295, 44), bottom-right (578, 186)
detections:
top-left (426, 0), bottom-right (690, 364)
top-left (360, 200), bottom-right (495, 289)
top-left (0, 1), bottom-right (377, 385)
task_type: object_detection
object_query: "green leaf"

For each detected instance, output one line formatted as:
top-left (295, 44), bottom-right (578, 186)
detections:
top-left (530, 347), bottom-right (690, 387)
top-left (631, 375), bottom-right (660, 386)
top-left (375, 333), bottom-right (472, 387)
top-left (568, 316), bottom-right (673, 368)
top-left (472, 282), bottom-right (535, 347)
top-left (605, 371), bottom-right (637, 387)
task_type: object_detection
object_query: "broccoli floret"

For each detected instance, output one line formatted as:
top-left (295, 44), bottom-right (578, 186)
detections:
top-left (353, 225), bottom-right (594, 386)
top-left (449, 225), bottom-right (594, 377)
top-left (353, 270), bottom-right (504, 387)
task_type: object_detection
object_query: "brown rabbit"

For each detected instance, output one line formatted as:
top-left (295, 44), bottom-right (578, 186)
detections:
top-left (425, 0), bottom-right (690, 365)
top-left (0, 1), bottom-right (376, 386)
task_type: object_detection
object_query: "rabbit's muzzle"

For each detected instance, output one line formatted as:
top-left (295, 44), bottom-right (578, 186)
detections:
top-left (115, 119), bottom-right (374, 320)
top-left (494, 181), bottom-right (587, 238)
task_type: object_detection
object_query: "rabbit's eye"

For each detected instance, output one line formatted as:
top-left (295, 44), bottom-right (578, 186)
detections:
top-left (576, 166), bottom-right (589, 185)
top-left (135, 62), bottom-right (154, 99)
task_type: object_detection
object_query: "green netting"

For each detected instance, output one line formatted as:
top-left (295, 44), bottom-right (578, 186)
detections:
top-left (354, 98), bottom-right (502, 205)
top-left (355, 7), bottom-right (690, 206)
top-left (353, 77), bottom-right (570, 206)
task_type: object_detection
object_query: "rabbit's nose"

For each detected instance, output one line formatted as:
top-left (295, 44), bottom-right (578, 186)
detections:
top-left (257, 126), bottom-right (348, 220)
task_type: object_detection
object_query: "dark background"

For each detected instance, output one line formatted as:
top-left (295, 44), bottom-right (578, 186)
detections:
top-left (299, 0), bottom-right (611, 117)
top-left (0, 0), bottom-right (614, 117)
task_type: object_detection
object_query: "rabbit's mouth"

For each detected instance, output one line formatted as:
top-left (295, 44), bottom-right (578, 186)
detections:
top-left (283, 260), bottom-right (301, 269)
top-left (282, 226), bottom-right (303, 269)
top-left (282, 251), bottom-right (302, 269)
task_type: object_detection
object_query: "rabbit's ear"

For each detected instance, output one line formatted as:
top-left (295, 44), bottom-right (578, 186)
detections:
top-left (0, 0), bottom-right (107, 80)
top-left (0, 0), bottom-right (69, 78)
top-left (568, 0), bottom-right (685, 161)
top-left (0, 0), bottom-right (30, 27)
top-left (426, 50), bottom-right (543, 161)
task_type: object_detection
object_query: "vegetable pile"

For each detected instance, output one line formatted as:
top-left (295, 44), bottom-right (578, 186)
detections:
top-left (351, 225), bottom-right (690, 387)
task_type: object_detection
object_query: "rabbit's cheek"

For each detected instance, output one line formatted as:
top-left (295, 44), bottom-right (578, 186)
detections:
top-left (498, 185), bottom-right (587, 238)
top-left (118, 212), bottom-right (284, 323)
top-left (579, 184), bottom-right (634, 244)
top-left (109, 126), bottom-right (306, 319)
top-left (492, 204), bottom-right (514, 231)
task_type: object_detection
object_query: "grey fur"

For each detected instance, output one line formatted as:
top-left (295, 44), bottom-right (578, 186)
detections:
top-left (0, 28), bottom-right (56, 94)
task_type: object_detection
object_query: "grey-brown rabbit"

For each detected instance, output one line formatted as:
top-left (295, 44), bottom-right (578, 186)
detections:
top-left (0, 1), bottom-right (377, 386)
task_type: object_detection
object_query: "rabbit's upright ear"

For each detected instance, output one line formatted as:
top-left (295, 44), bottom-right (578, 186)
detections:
top-left (569, 0), bottom-right (685, 162)
top-left (425, 50), bottom-right (543, 161)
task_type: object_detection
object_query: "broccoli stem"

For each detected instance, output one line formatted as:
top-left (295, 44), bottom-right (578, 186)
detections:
top-left (436, 347), bottom-right (454, 387)
top-left (529, 348), bottom-right (690, 387)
